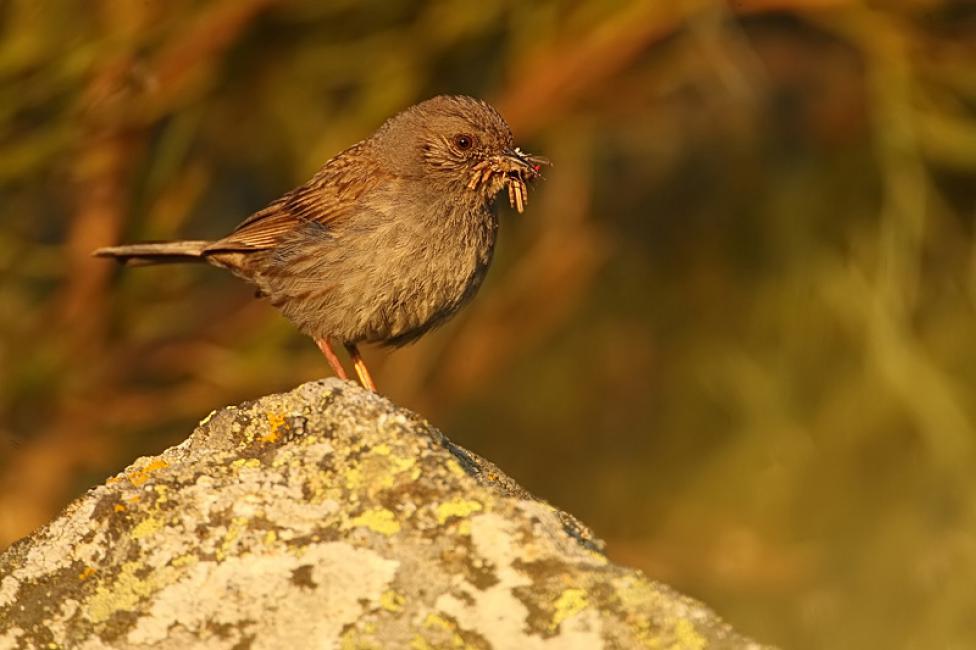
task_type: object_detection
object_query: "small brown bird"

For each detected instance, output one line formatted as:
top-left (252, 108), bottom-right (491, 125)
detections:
top-left (95, 95), bottom-right (547, 391)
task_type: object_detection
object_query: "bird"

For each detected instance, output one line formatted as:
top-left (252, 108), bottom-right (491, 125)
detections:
top-left (94, 95), bottom-right (548, 391)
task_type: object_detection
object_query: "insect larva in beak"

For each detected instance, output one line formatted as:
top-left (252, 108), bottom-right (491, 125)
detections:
top-left (468, 161), bottom-right (491, 190)
top-left (514, 179), bottom-right (525, 213)
top-left (507, 179), bottom-right (516, 209)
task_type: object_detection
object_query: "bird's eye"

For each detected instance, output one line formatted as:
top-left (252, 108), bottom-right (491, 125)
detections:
top-left (453, 134), bottom-right (476, 151)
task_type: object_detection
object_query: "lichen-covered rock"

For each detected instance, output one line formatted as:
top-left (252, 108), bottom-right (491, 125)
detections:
top-left (0, 379), bottom-right (765, 649)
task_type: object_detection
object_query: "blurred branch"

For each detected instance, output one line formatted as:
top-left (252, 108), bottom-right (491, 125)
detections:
top-left (499, 3), bottom-right (702, 135)
top-left (858, 8), bottom-right (973, 466)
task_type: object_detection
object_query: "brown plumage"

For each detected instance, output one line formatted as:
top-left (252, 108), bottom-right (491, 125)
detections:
top-left (95, 95), bottom-right (547, 390)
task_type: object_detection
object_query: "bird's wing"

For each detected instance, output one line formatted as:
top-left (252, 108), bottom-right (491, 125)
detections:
top-left (208, 143), bottom-right (386, 252)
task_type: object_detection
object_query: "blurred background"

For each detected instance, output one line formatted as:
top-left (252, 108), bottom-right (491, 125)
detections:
top-left (2, 0), bottom-right (975, 647)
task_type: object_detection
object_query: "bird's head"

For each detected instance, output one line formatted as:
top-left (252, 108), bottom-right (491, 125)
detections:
top-left (373, 95), bottom-right (548, 213)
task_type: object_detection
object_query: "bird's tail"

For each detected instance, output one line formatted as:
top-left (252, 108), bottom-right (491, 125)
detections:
top-left (93, 240), bottom-right (213, 266)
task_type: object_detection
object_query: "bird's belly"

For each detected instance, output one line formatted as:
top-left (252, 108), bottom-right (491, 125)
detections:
top-left (362, 237), bottom-right (492, 346)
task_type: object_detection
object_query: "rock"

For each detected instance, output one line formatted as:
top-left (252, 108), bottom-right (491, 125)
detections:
top-left (0, 379), bottom-right (766, 649)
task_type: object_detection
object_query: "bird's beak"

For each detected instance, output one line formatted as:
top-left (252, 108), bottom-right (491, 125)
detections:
top-left (503, 147), bottom-right (550, 180)
top-left (497, 147), bottom-right (550, 214)
top-left (467, 147), bottom-right (550, 213)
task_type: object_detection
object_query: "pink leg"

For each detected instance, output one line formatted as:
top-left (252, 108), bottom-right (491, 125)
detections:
top-left (314, 337), bottom-right (348, 380)
top-left (344, 343), bottom-right (377, 392)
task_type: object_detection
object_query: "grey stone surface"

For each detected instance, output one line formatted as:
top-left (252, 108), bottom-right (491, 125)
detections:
top-left (0, 379), bottom-right (766, 649)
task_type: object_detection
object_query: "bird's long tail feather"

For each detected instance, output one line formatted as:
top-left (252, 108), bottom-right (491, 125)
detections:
top-left (93, 240), bottom-right (213, 266)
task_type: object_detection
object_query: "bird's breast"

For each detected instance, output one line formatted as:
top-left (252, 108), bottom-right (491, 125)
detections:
top-left (362, 201), bottom-right (498, 345)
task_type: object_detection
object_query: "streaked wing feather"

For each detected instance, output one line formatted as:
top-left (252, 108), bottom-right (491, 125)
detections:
top-left (208, 143), bottom-right (383, 252)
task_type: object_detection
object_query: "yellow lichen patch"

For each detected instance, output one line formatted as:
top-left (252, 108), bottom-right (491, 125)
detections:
top-left (153, 484), bottom-right (169, 504)
top-left (301, 469), bottom-right (340, 505)
top-left (617, 575), bottom-right (658, 611)
top-left (379, 589), bottom-right (405, 612)
top-left (171, 554), bottom-right (197, 568)
top-left (389, 455), bottom-right (415, 475)
top-left (346, 507), bottom-right (400, 536)
top-left (264, 530), bottom-right (278, 546)
top-left (445, 459), bottom-right (467, 479)
top-left (380, 589), bottom-right (406, 612)
top-left (344, 466), bottom-right (364, 490)
top-left (632, 618), bottom-right (655, 648)
top-left (300, 434), bottom-right (321, 446)
top-left (550, 588), bottom-right (588, 631)
top-left (422, 613), bottom-right (465, 648)
top-left (375, 454), bottom-right (417, 490)
top-left (113, 503), bottom-right (126, 513)
top-left (409, 636), bottom-right (434, 650)
top-left (130, 516), bottom-right (162, 540)
top-left (345, 447), bottom-right (421, 496)
top-left (271, 454), bottom-right (289, 468)
top-left (230, 458), bottom-right (261, 470)
top-left (261, 412), bottom-right (287, 443)
top-left (423, 613), bottom-right (453, 631)
top-left (672, 618), bottom-right (706, 650)
top-left (126, 459), bottom-right (169, 487)
top-left (340, 625), bottom-right (380, 650)
top-left (217, 517), bottom-right (250, 560)
top-left (86, 561), bottom-right (161, 624)
top-left (78, 566), bottom-right (96, 581)
top-left (435, 499), bottom-right (482, 525)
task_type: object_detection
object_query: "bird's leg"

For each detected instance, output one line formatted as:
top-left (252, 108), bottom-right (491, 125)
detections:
top-left (314, 337), bottom-right (348, 380)
top-left (344, 343), bottom-right (377, 392)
